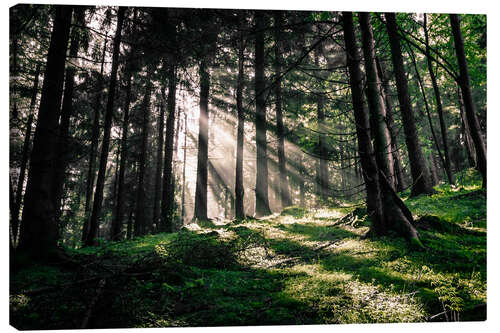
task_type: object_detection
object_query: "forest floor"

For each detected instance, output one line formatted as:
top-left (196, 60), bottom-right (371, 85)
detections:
top-left (10, 169), bottom-right (486, 329)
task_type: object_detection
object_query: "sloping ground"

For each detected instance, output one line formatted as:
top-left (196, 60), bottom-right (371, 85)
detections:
top-left (10, 176), bottom-right (486, 329)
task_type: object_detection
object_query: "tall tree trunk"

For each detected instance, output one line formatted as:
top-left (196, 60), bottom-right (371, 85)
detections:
top-left (194, 59), bottom-right (210, 221)
top-left (406, 44), bottom-right (447, 186)
top-left (18, 6), bottom-right (73, 260)
top-left (314, 48), bottom-right (330, 201)
top-left (450, 14), bottom-right (487, 188)
top-left (376, 58), bottom-right (406, 192)
top-left (11, 63), bottom-right (40, 247)
top-left (424, 14), bottom-right (454, 185)
top-left (53, 8), bottom-right (85, 224)
top-left (234, 20), bottom-right (246, 219)
top-left (274, 12), bottom-right (292, 208)
top-left (385, 12), bottom-right (435, 197)
top-left (152, 98), bottom-right (165, 233)
top-left (161, 64), bottom-right (178, 230)
top-left (181, 111), bottom-right (188, 223)
top-left (84, 6), bottom-right (125, 247)
top-left (458, 93), bottom-right (476, 168)
top-left (82, 36), bottom-right (108, 242)
top-left (359, 13), bottom-right (395, 188)
top-left (347, 12), bottom-right (385, 234)
top-left (110, 67), bottom-right (133, 240)
top-left (344, 12), bottom-right (420, 244)
top-left (254, 11), bottom-right (272, 217)
top-left (134, 65), bottom-right (154, 237)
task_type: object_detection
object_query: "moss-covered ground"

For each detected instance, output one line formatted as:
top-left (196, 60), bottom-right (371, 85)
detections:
top-left (10, 169), bottom-right (486, 329)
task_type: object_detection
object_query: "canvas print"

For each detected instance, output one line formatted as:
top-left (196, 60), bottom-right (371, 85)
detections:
top-left (9, 4), bottom-right (486, 329)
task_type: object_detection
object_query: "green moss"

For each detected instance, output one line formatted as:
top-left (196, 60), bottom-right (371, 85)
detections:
top-left (10, 170), bottom-right (486, 328)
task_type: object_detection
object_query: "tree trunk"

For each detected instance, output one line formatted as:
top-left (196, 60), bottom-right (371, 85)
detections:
top-left (134, 65), bottom-right (154, 237)
top-left (385, 13), bottom-right (435, 197)
top-left (18, 5), bottom-right (73, 260)
top-left (181, 111), bottom-right (188, 223)
top-left (346, 12), bottom-right (385, 235)
top-left (359, 13), bottom-right (395, 188)
top-left (424, 14), bottom-right (454, 185)
top-left (450, 14), bottom-right (487, 188)
top-left (234, 19), bottom-right (246, 219)
top-left (344, 12), bottom-right (420, 245)
top-left (407, 44), bottom-right (447, 186)
top-left (110, 66), bottom-right (133, 240)
top-left (376, 58), bottom-right (406, 192)
top-left (84, 7), bottom-right (125, 247)
top-left (53, 8), bottom-right (85, 224)
top-left (82, 36), bottom-right (108, 242)
top-left (152, 98), bottom-right (165, 233)
top-left (274, 12), bottom-right (293, 208)
top-left (11, 63), bottom-right (40, 246)
top-left (194, 59), bottom-right (210, 221)
top-left (254, 11), bottom-right (272, 217)
top-left (161, 64), bottom-right (178, 230)
top-left (458, 93), bottom-right (476, 168)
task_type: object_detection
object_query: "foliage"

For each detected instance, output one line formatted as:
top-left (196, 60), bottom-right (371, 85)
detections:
top-left (10, 170), bottom-right (486, 328)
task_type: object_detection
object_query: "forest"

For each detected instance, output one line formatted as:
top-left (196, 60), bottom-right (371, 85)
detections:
top-left (9, 4), bottom-right (487, 329)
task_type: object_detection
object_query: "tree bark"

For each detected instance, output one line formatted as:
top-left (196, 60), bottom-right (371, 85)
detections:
top-left (82, 36), bottom-right (108, 242)
top-left (385, 13), bottom-right (435, 197)
top-left (161, 64), bottom-right (178, 230)
top-left (424, 14), bottom-right (455, 185)
top-left (53, 8), bottom-right (85, 225)
top-left (18, 5), bottom-right (73, 259)
top-left (194, 59), bottom-right (210, 221)
top-left (84, 6), bottom-right (125, 247)
top-left (344, 12), bottom-right (421, 244)
top-left (11, 63), bottom-right (40, 246)
top-left (376, 58), bottom-right (406, 192)
top-left (345, 12), bottom-right (385, 235)
top-left (234, 17), bottom-right (246, 219)
top-left (110, 67), bottom-right (133, 240)
top-left (134, 65), bottom-right (154, 237)
top-left (450, 14), bottom-right (487, 188)
top-left (274, 12), bottom-right (293, 208)
top-left (359, 13), bottom-right (395, 188)
top-left (254, 11), bottom-right (272, 217)
top-left (152, 98), bottom-right (165, 233)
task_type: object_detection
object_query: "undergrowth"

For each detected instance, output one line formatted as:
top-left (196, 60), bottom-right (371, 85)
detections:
top-left (10, 168), bottom-right (486, 329)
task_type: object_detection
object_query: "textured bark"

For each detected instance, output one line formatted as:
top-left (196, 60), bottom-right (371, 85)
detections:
top-left (234, 19), bottom-right (246, 219)
top-left (84, 7), bottom-right (125, 247)
top-left (385, 13), bottom-right (435, 197)
top-left (134, 65), bottom-right (154, 237)
top-left (313, 48), bottom-right (330, 201)
top-left (274, 12), bottom-right (293, 208)
top-left (344, 12), bottom-right (420, 244)
top-left (161, 65), bottom-right (178, 230)
top-left (18, 5), bottom-right (73, 259)
top-left (152, 99), bottom-right (165, 233)
top-left (458, 94), bottom-right (476, 168)
top-left (194, 60), bottom-right (210, 221)
top-left (181, 111), bottom-right (188, 221)
top-left (407, 45), bottom-right (446, 186)
top-left (344, 12), bottom-right (385, 235)
top-left (424, 14), bottom-right (454, 185)
top-left (11, 63), bottom-right (40, 245)
top-left (376, 58), bottom-right (406, 192)
top-left (359, 13), bottom-right (394, 188)
top-left (82, 36), bottom-right (108, 242)
top-left (110, 67), bottom-right (133, 241)
top-left (254, 11), bottom-right (272, 217)
top-left (53, 8), bottom-right (85, 224)
top-left (450, 14), bottom-right (487, 188)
